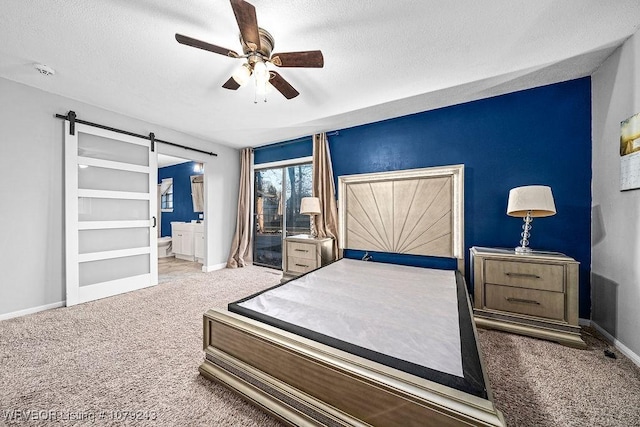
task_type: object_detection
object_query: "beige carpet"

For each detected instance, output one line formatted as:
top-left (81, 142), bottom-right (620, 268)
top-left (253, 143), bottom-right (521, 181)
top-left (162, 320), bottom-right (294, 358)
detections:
top-left (478, 327), bottom-right (640, 426)
top-left (0, 266), bottom-right (284, 427)
top-left (1, 265), bottom-right (639, 426)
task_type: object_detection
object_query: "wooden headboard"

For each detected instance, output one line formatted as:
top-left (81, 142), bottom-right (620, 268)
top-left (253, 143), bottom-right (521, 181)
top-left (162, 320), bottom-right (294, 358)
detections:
top-left (338, 165), bottom-right (464, 271)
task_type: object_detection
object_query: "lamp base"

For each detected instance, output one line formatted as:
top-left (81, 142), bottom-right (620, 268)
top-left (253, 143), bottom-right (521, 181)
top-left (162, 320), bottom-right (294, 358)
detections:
top-left (514, 211), bottom-right (534, 254)
top-left (515, 246), bottom-right (533, 254)
top-left (309, 216), bottom-right (318, 238)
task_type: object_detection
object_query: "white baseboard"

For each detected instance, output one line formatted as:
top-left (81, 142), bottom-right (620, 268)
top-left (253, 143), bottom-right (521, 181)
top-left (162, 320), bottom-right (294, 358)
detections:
top-left (579, 318), bottom-right (591, 327)
top-left (202, 262), bottom-right (227, 273)
top-left (591, 321), bottom-right (640, 368)
top-left (0, 301), bottom-right (65, 321)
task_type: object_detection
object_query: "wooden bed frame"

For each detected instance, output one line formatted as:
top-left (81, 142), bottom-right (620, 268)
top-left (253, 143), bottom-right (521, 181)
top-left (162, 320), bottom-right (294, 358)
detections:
top-left (200, 165), bottom-right (506, 426)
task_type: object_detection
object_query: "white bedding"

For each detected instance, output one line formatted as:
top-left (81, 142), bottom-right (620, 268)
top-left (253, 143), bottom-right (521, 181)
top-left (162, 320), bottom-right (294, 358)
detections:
top-left (238, 258), bottom-right (463, 378)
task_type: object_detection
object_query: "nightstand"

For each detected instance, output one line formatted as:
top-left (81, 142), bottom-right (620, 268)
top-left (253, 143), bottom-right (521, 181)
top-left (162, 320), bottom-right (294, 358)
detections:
top-left (471, 246), bottom-right (585, 348)
top-left (282, 235), bottom-right (334, 282)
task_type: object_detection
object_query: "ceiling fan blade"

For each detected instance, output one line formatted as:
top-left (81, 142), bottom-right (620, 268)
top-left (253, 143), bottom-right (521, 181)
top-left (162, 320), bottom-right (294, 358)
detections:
top-left (230, 0), bottom-right (260, 52)
top-left (222, 77), bottom-right (241, 90)
top-left (270, 51), bottom-right (324, 68)
top-left (175, 33), bottom-right (239, 58)
top-left (269, 72), bottom-right (299, 99)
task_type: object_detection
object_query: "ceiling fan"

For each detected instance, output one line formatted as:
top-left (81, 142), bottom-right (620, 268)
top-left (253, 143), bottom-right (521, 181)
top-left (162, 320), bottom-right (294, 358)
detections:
top-left (175, 0), bottom-right (324, 100)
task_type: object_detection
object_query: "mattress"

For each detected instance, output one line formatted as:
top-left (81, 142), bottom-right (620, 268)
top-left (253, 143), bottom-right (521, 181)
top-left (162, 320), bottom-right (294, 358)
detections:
top-left (229, 258), bottom-right (486, 398)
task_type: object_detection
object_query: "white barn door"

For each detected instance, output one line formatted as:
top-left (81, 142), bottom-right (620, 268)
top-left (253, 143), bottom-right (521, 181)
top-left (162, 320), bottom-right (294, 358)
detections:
top-left (65, 121), bottom-right (158, 306)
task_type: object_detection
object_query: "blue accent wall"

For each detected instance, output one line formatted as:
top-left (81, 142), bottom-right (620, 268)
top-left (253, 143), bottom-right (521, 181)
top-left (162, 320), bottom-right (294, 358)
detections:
top-left (158, 161), bottom-right (203, 237)
top-left (254, 78), bottom-right (593, 317)
top-left (254, 138), bottom-right (313, 164)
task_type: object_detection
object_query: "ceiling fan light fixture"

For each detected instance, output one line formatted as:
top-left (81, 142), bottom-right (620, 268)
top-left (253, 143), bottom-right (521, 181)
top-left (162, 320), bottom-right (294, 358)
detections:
top-left (256, 80), bottom-right (274, 96)
top-left (232, 63), bottom-right (252, 86)
top-left (252, 60), bottom-right (269, 86)
top-left (252, 60), bottom-right (271, 103)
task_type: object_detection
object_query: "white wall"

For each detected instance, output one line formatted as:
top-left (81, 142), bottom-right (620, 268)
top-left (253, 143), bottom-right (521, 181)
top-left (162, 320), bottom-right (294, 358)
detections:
top-left (591, 30), bottom-right (640, 358)
top-left (0, 77), bottom-right (240, 317)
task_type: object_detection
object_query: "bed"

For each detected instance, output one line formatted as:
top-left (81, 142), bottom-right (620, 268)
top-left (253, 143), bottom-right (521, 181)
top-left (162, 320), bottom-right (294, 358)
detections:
top-left (199, 165), bottom-right (506, 426)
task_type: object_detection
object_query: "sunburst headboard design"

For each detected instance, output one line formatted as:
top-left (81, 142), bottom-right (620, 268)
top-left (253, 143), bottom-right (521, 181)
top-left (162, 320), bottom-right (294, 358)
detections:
top-left (338, 165), bottom-right (464, 270)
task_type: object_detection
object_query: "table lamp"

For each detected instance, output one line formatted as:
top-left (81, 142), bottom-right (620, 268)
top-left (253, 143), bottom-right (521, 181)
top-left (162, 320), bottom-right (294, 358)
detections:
top-left (507, 185), bottom-right (556, 253)
top-left (300, 197), bottom-right (321, 237)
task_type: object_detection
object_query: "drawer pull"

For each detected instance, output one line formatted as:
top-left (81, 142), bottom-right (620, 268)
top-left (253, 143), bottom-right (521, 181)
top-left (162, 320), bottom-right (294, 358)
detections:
top-left (506, 297), bottom-right (540, 305)
top-left (294, 249), bottom-right (309, 253)
top-left (505, 272), bottom-right (541, 279)
top-left (295, 263), bottom-right (309, 268)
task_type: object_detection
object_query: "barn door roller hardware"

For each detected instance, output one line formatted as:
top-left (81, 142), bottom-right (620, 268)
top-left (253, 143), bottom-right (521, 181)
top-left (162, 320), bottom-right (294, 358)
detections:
top-left (55, 110), bottom-right (217, 157)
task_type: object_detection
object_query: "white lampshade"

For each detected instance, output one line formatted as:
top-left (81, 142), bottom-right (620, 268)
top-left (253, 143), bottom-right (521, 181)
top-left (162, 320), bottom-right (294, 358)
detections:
top-left (507, 185), bottom-right (556, 218)
top-left (256, 80), bottom-right (274, 96)
top-left (252, 60), bottom-right (269, 86)
top-left (300, 197), bottom-right (321, 216)
top-left (232, 64), bottom-right (251, 86)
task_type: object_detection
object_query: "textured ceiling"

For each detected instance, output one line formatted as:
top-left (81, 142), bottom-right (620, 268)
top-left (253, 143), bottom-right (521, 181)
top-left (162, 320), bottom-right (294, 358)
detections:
top-left (1, 0), bottom-right (639, 149)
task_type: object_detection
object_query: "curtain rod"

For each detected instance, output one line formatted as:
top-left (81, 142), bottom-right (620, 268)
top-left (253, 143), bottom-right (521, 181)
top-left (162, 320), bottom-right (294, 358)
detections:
top-left (257, 131), bottom-right (340, 150)
top-left (55, 111), bottom-right (217, 157)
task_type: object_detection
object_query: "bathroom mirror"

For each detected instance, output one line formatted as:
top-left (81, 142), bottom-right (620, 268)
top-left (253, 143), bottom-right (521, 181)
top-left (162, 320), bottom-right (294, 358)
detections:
top-left (191, 175), bottom-right (204, 213)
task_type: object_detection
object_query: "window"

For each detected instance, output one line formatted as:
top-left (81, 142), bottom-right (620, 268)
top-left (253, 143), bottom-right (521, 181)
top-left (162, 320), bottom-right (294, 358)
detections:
top-left (253, 161), bottom-right (313, 269)
top-left (160, 178), bottom-right (173, 212)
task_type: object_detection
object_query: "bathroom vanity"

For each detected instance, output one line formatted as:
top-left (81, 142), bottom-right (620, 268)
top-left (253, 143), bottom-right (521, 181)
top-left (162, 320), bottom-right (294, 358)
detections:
top-left (171, 222), bottom-right (204, 263)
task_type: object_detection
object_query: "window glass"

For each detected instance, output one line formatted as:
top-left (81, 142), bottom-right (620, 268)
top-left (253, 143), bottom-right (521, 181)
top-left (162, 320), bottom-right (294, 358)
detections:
top-left (253, 162), bottom-right (312, 269)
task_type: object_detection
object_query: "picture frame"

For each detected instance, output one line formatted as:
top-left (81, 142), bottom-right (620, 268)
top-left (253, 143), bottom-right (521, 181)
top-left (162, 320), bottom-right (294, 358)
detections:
top-left (620, 112), bottom-right (640, 191)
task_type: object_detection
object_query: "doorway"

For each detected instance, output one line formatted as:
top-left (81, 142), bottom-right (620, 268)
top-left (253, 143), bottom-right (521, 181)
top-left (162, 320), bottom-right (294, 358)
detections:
top-left (253, 161), bottom-right (312, 269)
top-left (156, 153), bottom-right (206, 283)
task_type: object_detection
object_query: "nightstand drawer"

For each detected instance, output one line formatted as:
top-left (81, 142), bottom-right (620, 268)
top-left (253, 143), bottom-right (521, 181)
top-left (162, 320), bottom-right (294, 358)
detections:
top-left (287, 241), bottom-right (317, 260)
top-left (485, 284), bottom-right (565, 320)
top-left (287, 256), bottom-right (318, 274)
top-left (485, 260), bottom-right (564, 292)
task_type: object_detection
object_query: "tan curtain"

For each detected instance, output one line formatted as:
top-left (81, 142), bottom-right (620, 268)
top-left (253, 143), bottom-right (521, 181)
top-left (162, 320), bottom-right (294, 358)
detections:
top-left (227, 148), bottom-right (254, 268)
top-left (312, 133), bottom-right (339, 260)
